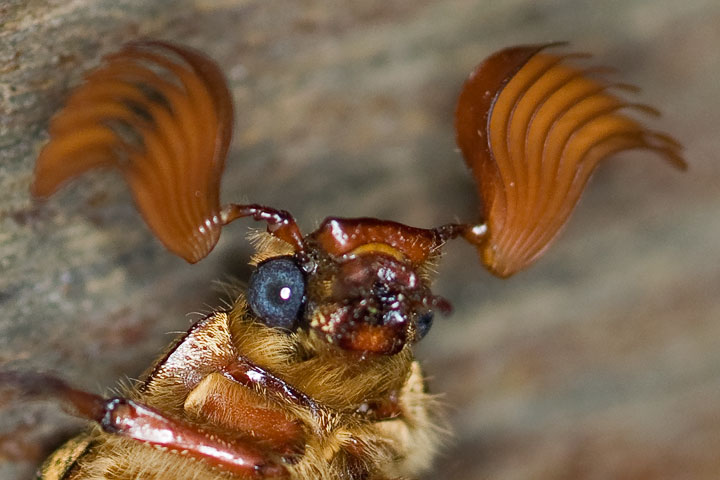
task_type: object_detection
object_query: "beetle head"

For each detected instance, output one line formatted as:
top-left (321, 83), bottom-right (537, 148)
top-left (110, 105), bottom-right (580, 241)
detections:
top-left (300, 218), bottom-right (451, 355)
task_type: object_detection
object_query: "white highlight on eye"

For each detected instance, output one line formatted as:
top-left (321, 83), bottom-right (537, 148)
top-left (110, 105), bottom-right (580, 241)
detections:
top-left (279, 286), bottom-right (292, 300)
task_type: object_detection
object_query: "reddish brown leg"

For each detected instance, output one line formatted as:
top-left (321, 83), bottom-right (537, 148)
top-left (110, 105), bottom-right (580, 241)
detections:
top-left (184, 372), bottom-right (306, 458)
top-left (355, 390), bottom-right (403, 421)
top-left (220, 357), bottom-right (327, 431)
top-left (220, 204), bottom-right (305, 253)
top-left (0, 371), bottom-right (286, 478)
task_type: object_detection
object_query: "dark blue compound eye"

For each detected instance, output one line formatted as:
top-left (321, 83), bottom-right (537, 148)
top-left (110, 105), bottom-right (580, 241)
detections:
top-left (248, 257), bottom-right (306, 331)
top-left (415, 311), bottom-right (434, 341)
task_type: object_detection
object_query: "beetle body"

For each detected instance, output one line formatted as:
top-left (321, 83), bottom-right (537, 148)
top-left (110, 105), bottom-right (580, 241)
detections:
top-left (41, 304), bottom-right (436, 480)
top-left (36, 227), bottom-right (448, 480)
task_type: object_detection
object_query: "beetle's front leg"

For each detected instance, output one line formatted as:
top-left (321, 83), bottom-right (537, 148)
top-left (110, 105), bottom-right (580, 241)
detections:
top-left (221, 357), bottom-right (321, 415)
top-left (0, 371), bottom-right (288, 478)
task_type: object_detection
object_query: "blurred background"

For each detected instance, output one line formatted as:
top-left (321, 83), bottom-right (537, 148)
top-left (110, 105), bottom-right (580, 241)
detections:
top-left (1, 0), bottom-right (718, 478)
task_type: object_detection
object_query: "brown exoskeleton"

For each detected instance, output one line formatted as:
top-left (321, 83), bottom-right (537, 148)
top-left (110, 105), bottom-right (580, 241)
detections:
top-left (2, 41), bottom-right (684, 479)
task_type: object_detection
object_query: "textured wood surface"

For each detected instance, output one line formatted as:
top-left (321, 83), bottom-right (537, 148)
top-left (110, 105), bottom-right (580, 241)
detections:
top-left (1, 1), bottom-right (718, 479)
